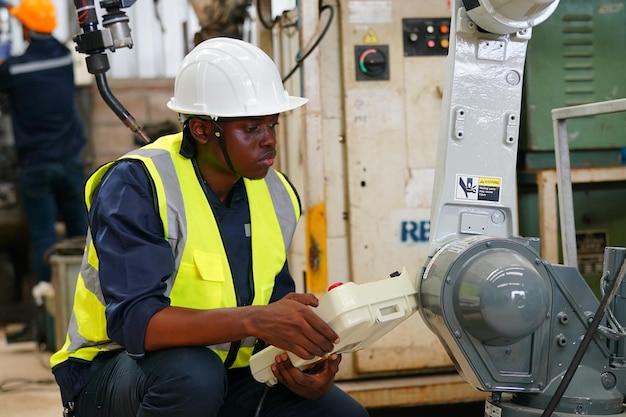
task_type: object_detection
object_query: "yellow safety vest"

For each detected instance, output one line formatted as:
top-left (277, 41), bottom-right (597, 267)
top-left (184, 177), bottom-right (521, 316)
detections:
top-left (51, 133), bottom-right (300, 370)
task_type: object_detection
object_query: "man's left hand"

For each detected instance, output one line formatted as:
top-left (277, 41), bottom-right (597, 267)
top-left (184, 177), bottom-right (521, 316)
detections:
top-left (270, 352), bottom-right (341, 399)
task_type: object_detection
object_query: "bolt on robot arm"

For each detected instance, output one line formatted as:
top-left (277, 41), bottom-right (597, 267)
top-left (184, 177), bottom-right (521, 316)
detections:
top-left (419, 1), bottom-right (626, 416)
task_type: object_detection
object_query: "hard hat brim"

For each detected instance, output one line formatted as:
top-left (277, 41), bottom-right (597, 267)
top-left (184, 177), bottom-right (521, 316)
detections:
top-left (167, 95), bottom-right (309, 119)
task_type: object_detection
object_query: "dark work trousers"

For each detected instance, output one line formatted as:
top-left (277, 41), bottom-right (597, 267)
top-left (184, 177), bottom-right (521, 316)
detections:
top-left (18, 155), bottom-right (87, 283)
top-left (73, 347), bottom-right (369, 417)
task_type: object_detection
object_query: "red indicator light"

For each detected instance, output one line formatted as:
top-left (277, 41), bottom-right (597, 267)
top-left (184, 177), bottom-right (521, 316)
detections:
top-left (427, 39), bottom-right (436, 48)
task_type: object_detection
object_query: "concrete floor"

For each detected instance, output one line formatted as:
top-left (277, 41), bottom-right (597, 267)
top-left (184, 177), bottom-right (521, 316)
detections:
top-left (0, 327), bottom-right (60, 417)
top-left (0, 325), bottom-right (486, 417)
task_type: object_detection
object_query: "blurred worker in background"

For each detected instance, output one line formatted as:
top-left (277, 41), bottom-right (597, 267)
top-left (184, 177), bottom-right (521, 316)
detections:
top-left (50, 37), bottom-right (368, 417)
top-left (0, 0), bottom-right (87, 298)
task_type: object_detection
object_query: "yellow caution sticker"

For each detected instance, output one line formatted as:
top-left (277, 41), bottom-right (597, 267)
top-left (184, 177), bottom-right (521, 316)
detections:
top-left (455, 174), bottom-right (502, 203)
top-left (363, 28), bottom-right (379, 44)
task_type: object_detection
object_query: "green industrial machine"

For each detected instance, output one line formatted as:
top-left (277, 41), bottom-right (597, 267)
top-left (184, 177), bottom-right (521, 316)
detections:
top-left (518, 0), bottom-right (626, 295)
top-left (521, 0), bottom-right (626, 170)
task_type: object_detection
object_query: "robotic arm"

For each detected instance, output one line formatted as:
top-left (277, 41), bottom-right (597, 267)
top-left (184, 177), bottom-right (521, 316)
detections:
top-left (419, 1), bottom-right (626, 416)
top-left (427, 0), bottom-right (559, 255)
top-left (72, 0), bottom-right (150, 143)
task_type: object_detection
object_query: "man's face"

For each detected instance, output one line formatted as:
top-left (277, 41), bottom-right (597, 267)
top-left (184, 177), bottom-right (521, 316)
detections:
top-left (218, 114), bottom-right (280, 180)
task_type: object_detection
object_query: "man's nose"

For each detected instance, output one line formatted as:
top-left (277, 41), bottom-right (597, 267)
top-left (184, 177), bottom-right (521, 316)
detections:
top-left (259, 125), bottom-right (276, 145)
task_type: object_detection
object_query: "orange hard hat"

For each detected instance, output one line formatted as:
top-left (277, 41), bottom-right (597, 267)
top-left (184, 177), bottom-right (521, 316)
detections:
top-left (10, 0), bottom-right (57, 33)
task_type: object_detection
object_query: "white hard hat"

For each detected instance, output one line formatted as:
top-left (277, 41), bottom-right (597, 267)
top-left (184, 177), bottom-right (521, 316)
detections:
top-left (167, 37), bottom-right (308, 119)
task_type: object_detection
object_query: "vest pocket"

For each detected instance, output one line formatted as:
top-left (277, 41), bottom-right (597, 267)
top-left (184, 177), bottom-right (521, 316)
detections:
top-left (174, 251), bottom-right (227, 308)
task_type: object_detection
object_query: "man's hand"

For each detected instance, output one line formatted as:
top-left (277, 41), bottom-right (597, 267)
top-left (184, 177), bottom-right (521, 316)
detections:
top-left (252, 292), bottom-right (339, 361)
top-left (271, 352), bottom-right (341, 399)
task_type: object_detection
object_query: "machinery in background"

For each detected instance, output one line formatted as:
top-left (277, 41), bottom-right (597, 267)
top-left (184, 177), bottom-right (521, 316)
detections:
top-left (419, 1), bottom-right (626, 416)
top-left (188, 0), bottom-right (251, 44)
top-left (70, 0), bottom-right (251, 144)
top-left (71, 0), bottom-right (149, 143)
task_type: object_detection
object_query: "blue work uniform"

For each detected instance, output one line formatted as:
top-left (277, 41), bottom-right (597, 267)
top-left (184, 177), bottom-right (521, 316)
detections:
top-left (0, 32), bottom-right (87, 283)
top-left (0, 33), bottom-right (85, 166)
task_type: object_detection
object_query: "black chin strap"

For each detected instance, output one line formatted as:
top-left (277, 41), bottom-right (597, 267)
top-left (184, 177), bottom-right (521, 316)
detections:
top-left (209, 119), bottom-right (237, 174)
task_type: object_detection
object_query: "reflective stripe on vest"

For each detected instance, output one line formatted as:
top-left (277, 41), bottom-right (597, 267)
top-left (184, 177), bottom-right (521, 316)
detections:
top-left (51, 133), bottom-right (300, 369)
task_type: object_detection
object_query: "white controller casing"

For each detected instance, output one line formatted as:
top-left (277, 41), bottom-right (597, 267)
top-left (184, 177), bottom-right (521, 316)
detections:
top-left (249, 267), bottom-right (418, 386)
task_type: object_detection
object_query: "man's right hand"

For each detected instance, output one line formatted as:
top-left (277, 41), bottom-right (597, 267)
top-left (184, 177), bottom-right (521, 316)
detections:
top-left (252, 293), bottom-right (339, 361)
top-left (144, 293), bottom-right (339, 357)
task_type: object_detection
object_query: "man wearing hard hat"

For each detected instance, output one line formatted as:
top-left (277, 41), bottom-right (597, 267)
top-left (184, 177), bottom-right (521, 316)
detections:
top-left (50, 37), bottom-right (369, 417)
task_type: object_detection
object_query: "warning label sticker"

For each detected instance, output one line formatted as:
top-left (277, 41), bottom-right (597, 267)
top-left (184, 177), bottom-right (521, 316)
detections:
top-left (455, 175), bottom-right (501, 203)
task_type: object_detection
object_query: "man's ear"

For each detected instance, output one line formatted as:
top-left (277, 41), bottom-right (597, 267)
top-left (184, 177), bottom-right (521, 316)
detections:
top-left (188, 118), bottom-right (212, 144)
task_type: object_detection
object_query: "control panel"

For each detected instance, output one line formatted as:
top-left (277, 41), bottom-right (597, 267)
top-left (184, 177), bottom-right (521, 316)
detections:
top-left (403, 18), bottom-right (451, 56)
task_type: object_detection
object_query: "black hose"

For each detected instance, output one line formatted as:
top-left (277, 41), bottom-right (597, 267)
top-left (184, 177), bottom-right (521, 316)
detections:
top-left (95, 73), bottom-right (151, 144)
top-left (72, 0), bottom-right (150, 144)
top-left (281, 4), bottom-right (334, 83)
top-left (256, 0), bottom-right (278, 30)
